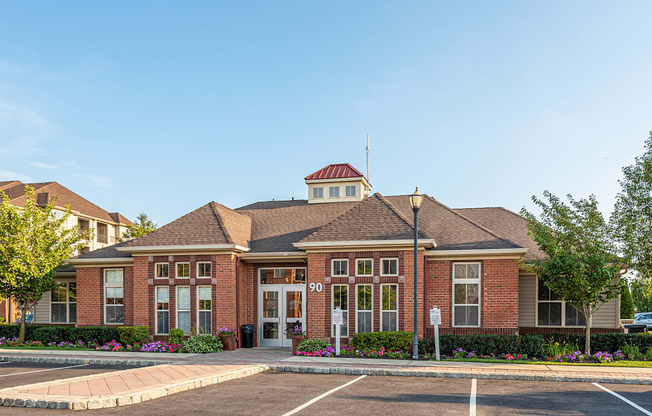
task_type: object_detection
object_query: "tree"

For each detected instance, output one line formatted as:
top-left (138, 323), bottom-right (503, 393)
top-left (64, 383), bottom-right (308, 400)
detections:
top-left (521, 191), bottom-right (624, 354)
top-left (119, 212), bottom-right (157, 242)
top-left (631, 277), bottom-right (652, 313)
top-left (612, 131), bottom-right (652, 277)
top-left (0, 186), bottom-right (90, 341)
top-left (620, 280), bottom-right (635, 319)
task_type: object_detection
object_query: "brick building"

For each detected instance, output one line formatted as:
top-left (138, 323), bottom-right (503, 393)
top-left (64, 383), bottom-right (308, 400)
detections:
top-left (60, 163), bottom-right (620, 346)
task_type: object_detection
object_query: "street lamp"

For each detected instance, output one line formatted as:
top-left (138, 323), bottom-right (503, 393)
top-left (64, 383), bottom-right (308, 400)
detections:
top-left (409, 188), bottom-right (423, 360)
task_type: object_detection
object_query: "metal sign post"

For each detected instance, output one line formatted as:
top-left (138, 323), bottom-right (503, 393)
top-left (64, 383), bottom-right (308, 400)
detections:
top-left (333, 307), bottom-right (343, 356)
top-left (429, 306), bottom-right (441, 361)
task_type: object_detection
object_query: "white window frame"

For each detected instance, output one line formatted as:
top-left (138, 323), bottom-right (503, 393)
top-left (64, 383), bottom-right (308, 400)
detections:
top-left (535, 277), bottom-right (585, 328)
top-left (331, 259), bottom-right (349, 277)
top-left (176, 286), bottom-right (191, 334)
top-left (380, 258), bottom-right (399, 276)
top-left (356, 259), bottom-right (373, 277)
top-left (176, 262), bottom-right (190, 279)
top-left (50, 282), bottom-right (76, 324)
top-left (345, 185), bottom-right (356, 197)
top-left (355, 284), bottom-right (373, 333)
top-left (197, 261), bottom-right (212, 278)
top-left (155, 262), bottom-right (169, 279)
top-left (155, 286), bottom-right (170, 335)
top-left (331, 284), bottom-right (349, 338)
top-left (380, 283), bottom-right (398, 332)
top-left (452, 262), bottom-right (481, 328)
top-left (329, 186), bottom-right (340, 198)
top-left (103, 269), bottom-right (124, 325)
top-left (197, 286), bottom-right (212, 335)
top-left (313, 187), bottom-right (324, 199)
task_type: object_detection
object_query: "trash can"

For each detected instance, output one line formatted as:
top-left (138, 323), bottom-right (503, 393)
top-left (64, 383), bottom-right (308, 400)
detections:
top-left (241, 324), bottom-right (255, 348)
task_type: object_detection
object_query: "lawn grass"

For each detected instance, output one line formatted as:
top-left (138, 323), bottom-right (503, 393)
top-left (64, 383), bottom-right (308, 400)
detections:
top-left (438, 357), bottom-right (652, 368)
top-left (0, 346), bottom-right (95, 351)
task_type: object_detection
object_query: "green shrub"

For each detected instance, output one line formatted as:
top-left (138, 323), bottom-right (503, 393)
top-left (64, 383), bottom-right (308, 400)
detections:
top-left (118, 326), bottom-right (149, 345)
top-left (0, 325), bottom-right (121, 344)
top-left (351, 331), bottom-right (413, 352)
top-left (543, 333), bottom-right (652, 353)
top-left (297, 339), bottom-right (330, 352)
top-left (419, 334), bottom-right (546, 357)
top-left (181, 335), bottom-right (223, 353)
top-left (169, 328), bottom-right (185, 345)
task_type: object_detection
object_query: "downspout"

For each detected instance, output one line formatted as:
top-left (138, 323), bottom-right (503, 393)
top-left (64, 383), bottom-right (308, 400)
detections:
top-left (423, 254), bottom-right (427, 338)
top-left (235, 257), bottom-right (241, 347)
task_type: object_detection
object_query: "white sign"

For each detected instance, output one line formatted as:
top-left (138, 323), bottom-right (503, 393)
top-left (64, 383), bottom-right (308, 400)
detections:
top-left (430, 308), bottom-right (441, 326)
top-left (332, 308), bottom-right (343, 325)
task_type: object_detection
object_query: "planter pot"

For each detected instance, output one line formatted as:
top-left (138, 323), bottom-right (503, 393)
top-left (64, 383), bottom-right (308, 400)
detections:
top-left (292, 335), bottom-right (306, 354)
top-left (219, 334), bottom-right (237, 351)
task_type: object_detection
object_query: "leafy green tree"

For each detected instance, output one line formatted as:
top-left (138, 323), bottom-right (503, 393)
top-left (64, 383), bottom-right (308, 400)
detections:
top-left (119, 212), bottom-right (157, 242)
top-left (620, 280), bottom-right (635, 319)
top-left (521, 191), bottom-right (624, 354)
top-left (0, 186), bottom-right (91, 341)
top-left (612, 131), bottom-right (652, 277)
top-left (631, 277), bottom-right (652, 313)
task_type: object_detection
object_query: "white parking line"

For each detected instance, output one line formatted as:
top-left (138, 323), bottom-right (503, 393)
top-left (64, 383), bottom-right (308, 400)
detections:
top-left (470, 378), bottom-right (477, 416)
top-left (0, 362), bottom-right (10, 365)
top-left (593, 383), bottom-right (652, 415)
top-left (281, 375), bottom-right (367, 416)
top-left (0, 363), bottom-right (89, 378)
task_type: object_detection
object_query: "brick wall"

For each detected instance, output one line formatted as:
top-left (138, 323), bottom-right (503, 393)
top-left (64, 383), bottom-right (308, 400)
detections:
top-left (76, 267), bottom-right (103, 326)
top-left (307, 252), bottom-right (327, 338)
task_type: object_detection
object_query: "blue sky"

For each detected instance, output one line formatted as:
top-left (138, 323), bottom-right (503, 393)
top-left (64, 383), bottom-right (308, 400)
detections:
top-left (1, 1), bottom-right (651, 225)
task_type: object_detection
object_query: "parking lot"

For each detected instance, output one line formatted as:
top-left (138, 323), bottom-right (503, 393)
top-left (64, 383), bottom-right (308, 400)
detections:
top-left (0, 369), bottom-right (651, 415)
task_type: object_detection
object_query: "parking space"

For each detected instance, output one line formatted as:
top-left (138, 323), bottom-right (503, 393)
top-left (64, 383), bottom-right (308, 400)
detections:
top-left (0, 362), bottom-right (140, 390)
top-left (1, 371), bottom-right (652, 414)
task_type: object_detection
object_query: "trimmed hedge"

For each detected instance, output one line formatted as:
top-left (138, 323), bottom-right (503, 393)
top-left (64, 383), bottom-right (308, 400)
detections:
top-left (118, 326), bottom-right (149, 345)
top-left (541, 333), bottom-right (652, 353)
top-left (0, 325), bottom-right (146, 345)
top-left (419, 334), bottom-right (546, 357)
top-left (351, 331), bottom-right (414, 352)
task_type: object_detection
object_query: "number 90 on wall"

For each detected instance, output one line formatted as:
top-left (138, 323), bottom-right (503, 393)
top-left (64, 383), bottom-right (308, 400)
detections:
top-left (309, 282), bottom-right (323, 292)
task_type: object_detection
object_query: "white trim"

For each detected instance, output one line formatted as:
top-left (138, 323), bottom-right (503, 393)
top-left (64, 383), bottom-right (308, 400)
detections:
top-left (355, 258), bottom-right (373, 277)
top-left (328, 186), bottom-right (340, 198)
top-left (355, 284), bottom-right (373, 333)
top-left (425, 248), bottom-right (528, 257)
top-left (117, 244), bottom-right (250, 253)
top-left (155, 286), bottom-right (170, 335)
top-left (103, 268), bottom-right (124, 325)
top-left (50, 281), bottom-right (76, 324)
top-left (68, 257), bottom-right (133, 265)
top-left (196, 261), bottom-right (212, 278)
top-left (293, 239), bottom-right (435, 250)
top-left (380, 258), bottom-right (399, 277)
top-left (197, 285), bottom-right (212, 335)
top-left (345, 185), bottom-right (356, 197)
top-left (176, 262), bottom-right (190, 279)
top-left (305, 177), bottom-right (371, 187)
top-left (331, 284), bottom-right (349, 338)
top-left (240, 252), bottom-right (307, 259)
top-left (176, 286), bottom-right (191, 335)
top-left (154, 262), bottom-right (169, 279)
top-left (331, 258), bottom-right (349, 277)
top-left (452, 262), bottom-right (481, 328)
top-left (380, 283), bottom-right (399, 332)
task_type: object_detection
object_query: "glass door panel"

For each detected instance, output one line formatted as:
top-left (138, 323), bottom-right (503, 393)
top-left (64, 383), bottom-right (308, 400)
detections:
top-left (260, 288), bottom-right (281, 346)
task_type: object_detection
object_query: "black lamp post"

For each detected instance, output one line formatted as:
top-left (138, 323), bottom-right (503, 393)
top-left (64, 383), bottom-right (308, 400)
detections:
top-left (409, 188), bottom-right (423, 360)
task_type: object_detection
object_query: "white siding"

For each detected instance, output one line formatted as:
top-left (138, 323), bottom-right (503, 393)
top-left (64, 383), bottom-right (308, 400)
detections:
top-left (518, 274), bottom-right (536, 327)
top-left (593, 297), bottom-right (619, 328)
top-left (33, 291), bottom-right (50, 324)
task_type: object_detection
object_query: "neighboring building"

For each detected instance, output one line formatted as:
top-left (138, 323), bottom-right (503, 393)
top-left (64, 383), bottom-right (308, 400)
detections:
top-left (0, 180), bottom-right (132, 324)
top-left (65, 163), bottom-right (621, 346)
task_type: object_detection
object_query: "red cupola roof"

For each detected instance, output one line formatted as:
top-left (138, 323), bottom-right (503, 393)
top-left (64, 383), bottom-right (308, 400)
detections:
top-left (304, 163), bottom-right (366, 181)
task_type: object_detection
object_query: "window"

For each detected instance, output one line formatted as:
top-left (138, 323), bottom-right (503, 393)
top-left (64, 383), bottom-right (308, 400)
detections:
top-left (381, 258), bottom-right (398, 276)
top-left (198, 286), bottom-right (212, 334)
top-left (97, 223), bottom-right (108, 244)
top-left (356, 259), bottom-right (373, 277)
top-left (155, 263), bottom-right (169, 279)
top-left (156, 287), bottom-right (170, 335)
top-left (452, 263), bottom-right (480, 327)
top-left (260, 268), bottom-right (306, 284)
top-left (104, 269), bottom-right (124, 324)
top-left (329, 186), bottom-right (339, 198)
top-left (331, 285), bottom-right (348, 337)
top-left (313, 187), bottom-right (323, 199)
top-left (537, 279), bottom-right (585, 327)
top-left (345, 185), bottom-right (356, 197)
top-left (176, 262), bottom-right (190, 278)
top-left (177, 286), bottom-right (191, 334)
top-left (51, 282), bottom-right (76, 323)
top-left (331, 259), bottom-right (348, 277)
top-left (381, 284), bottom-right (398, 331)
top-left (197, 262), bottom-right (212, 278)
top-left (356, 285), bottom-right (373, 333)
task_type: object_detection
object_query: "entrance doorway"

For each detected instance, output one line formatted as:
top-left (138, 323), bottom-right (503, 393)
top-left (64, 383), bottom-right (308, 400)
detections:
top-left (258, 267), bottom-right (306, 347)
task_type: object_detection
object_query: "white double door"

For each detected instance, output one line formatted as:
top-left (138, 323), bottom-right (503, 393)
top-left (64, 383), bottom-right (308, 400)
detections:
top-left (258, 284), bottom-right (305, 347)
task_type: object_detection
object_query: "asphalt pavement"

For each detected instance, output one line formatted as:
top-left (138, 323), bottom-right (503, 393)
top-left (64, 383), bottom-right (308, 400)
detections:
top-left (0, 362), bottom-right (139, 390)
top-left (1, 371), bottom-right (651, 415)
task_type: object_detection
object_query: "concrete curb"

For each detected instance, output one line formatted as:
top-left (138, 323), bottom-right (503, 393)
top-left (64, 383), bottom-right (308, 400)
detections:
top-left (0, 355), bottom-right (174, 367)
top-left (0, 364), bottom-right (269, 410)
top-left (268, 364), bottom-right (652, 385)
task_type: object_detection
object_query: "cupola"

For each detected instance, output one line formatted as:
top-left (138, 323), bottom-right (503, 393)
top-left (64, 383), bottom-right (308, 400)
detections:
top-left (304, 163), bottom-right (371, 204)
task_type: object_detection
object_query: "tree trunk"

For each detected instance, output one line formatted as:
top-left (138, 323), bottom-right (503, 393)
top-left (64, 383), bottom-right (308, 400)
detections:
top-left (584, 312), bottom-right (591, 355)
top-left (19, 303), bottom-right (26, 342)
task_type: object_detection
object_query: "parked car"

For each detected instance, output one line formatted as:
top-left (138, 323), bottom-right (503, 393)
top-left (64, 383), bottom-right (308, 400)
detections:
top-left (14, 314), bottom-right (33, 325)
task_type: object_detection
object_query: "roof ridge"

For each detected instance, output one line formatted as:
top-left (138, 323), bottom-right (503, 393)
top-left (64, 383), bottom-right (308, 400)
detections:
top-left (456, 206), bottom-right (527, 221)
top-left (209, 202), bottom-right (233, 245)
top-left (299, 198), bottom-right (367, 241)
top-left (423, 195), bottom-right (522, 249)
top-left (375, 194), bottom-right (427, 238)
